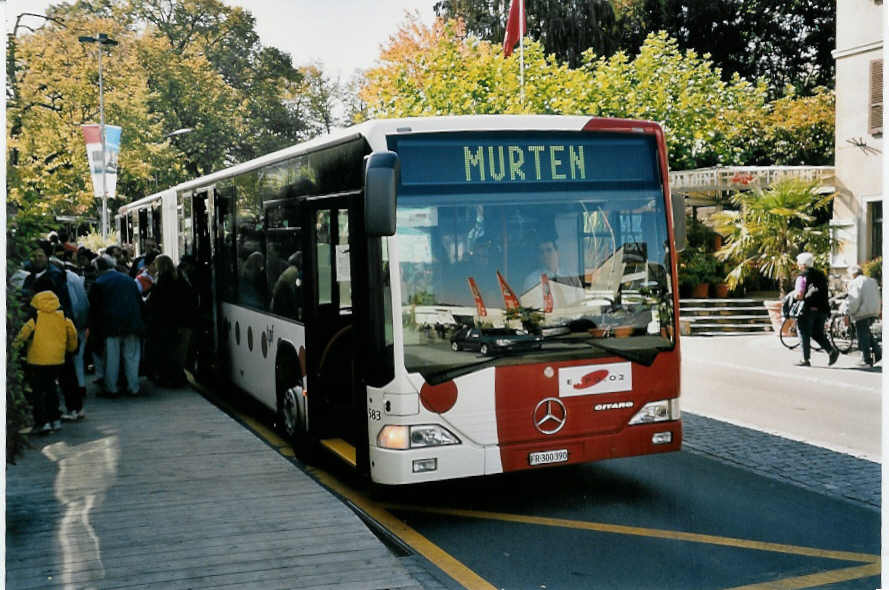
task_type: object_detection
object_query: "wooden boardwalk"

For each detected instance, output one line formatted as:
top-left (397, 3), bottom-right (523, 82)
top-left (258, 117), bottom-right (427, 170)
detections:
top-left (5, 382), bottom-right (425, 589)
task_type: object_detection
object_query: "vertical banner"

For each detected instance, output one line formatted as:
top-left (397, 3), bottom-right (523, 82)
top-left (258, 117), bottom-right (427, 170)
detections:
top-left (540, 273), bottom-right (554, 313)
top-left (467, 277), bottom-right (487, 317)
top-left (496, 270), bottom-right (520, 310)
top-left (82, 124), bottom-right (121, 199)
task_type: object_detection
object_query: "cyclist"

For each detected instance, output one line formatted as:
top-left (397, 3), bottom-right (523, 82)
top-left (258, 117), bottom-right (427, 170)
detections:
top-left (845, 264), bottom-right (881, 367)
top-left (793, 252), bottom-right (839, 367)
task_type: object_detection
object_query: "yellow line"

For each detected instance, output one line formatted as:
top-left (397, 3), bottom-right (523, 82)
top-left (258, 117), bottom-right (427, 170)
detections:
top-left (319, 438), bottom-right (357, 466)
top-left (309, 468), bottom-right (497, 590)
top-left (382, 504), bottom-right (881, 565)
top-left (725, 562), bottom-right (882, 589)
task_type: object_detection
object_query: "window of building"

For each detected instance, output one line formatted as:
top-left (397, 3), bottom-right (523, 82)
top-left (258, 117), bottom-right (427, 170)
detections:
top-left (869, 201), bottom-right (882, 260)
top-left (870, 59), bottom-right (883, 136)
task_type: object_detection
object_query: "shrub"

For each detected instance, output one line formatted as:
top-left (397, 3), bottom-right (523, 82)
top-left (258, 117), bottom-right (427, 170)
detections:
top-left (862, 257), bottom-right (882, 285)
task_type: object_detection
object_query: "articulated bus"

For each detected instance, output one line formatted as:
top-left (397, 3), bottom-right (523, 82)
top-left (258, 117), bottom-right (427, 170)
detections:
top-left (118, 115), bottom-right (687, 485)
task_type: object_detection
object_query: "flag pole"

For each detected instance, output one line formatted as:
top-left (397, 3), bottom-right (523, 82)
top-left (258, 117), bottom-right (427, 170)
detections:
top-left (519, 0), bottom-right (525, 108)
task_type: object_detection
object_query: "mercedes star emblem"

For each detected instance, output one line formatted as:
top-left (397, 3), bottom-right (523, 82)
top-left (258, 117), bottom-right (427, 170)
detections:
top-left (533, 397), bottom-right (567, 434)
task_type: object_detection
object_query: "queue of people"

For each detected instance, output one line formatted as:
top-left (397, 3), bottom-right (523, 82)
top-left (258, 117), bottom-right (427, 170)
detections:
top-left (13, 234), bottom-right (196, 434)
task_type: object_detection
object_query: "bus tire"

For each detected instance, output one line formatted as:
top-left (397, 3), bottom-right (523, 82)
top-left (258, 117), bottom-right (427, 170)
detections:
top-left (276, 351), bottom-right (313, 463)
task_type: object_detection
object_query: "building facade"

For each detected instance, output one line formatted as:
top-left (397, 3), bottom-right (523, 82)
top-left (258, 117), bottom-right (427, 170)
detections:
top-left (832, 0), bottom-right (884, 269)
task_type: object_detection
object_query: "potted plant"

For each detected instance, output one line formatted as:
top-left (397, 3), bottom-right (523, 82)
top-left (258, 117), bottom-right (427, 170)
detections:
top-left (712, 179), bottom-right (836, 334)
top-left (679, 247), bottom-right (720, 298)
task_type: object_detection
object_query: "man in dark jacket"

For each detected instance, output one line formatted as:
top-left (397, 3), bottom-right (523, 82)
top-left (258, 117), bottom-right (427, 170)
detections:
top-left (22, 240), bottom-right (72, 319)
top-left (793, 252), bottom-right (839, 367)
top-left (89, 255), bottom-right (145, 396)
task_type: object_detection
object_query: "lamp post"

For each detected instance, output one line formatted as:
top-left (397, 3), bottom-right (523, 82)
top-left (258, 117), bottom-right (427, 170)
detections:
top-left (78, 33), bottom-right (118, 238)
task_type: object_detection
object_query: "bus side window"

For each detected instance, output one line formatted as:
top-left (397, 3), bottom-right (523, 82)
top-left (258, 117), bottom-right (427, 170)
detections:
top-left (316, 210), bottom-right (332, 306)
top-left (267, 202), bottom-right (303, 321)
top-left (336, 209), bottom-right (351, 312)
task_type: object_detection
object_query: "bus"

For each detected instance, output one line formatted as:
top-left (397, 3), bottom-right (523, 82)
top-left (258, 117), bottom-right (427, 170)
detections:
top-left (118, 115), bottom-right (687, 485)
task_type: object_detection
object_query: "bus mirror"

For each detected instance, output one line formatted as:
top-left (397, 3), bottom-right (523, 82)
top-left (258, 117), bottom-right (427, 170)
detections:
top-left (365, 151), bottom-right (399, 237)
top-left (671, 193), bottom-right (687, 252)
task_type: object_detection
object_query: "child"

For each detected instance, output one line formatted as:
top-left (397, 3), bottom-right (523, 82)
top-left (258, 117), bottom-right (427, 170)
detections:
top-left (15, 290), bottom-right (78, 433)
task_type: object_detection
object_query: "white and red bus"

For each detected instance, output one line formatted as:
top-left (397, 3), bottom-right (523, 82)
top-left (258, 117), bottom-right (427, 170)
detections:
top-left (118, 115), bottom-right (686, 485)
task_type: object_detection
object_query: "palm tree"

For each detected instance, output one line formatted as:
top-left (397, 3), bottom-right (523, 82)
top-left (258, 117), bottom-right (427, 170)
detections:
top-left (712, 179), bottom-right (835, 296)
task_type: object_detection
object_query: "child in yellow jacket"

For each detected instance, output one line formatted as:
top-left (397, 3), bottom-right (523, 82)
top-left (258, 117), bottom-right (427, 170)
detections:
top-left (15, 290), bottom-right (78, 433)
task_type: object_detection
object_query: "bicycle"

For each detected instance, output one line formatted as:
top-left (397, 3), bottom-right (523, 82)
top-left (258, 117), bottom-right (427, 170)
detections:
top-left (828, 311), bottom-right (883, 354)
top-left (778, 316), bottom-right (825, 351)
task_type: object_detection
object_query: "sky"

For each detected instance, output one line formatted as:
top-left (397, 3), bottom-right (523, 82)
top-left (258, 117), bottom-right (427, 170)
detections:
top-left (5, 0), bottom-right (437, 79)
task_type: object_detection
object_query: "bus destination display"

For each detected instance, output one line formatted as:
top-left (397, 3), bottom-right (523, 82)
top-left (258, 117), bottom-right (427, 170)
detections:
top-left (392, 133), bottom-right (658, 188)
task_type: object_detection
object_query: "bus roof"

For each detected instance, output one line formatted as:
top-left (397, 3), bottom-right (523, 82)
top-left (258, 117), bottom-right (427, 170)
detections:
top-left (120, 115), bottom-right (660, 211)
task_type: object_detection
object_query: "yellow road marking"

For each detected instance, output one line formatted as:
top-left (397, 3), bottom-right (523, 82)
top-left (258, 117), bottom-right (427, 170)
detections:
top-left (309, 467), bottom-right (497, 590)
top-left (382, 504), bottom-right (880, 565)
top-left (725, 562), bottom-right (882, 589)
top-left (319, 438), bottom-right (357, 466)
top-left (190, 373), bottom-right (878, 590)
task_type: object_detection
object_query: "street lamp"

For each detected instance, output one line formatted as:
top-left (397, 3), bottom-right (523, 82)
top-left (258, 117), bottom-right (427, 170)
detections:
top-left (165, 128), bottom-right (193, 139)
top-left (78, 33), bottom-right (118, 238)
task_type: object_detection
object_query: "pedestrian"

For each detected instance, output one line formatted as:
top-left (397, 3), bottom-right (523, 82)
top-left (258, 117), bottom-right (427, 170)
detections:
top-left (104, 244), bottom-right (131, 275)
top-left (88, 254), bottom-right (145, 397)
top-left (145, 254), bottom-right (194, 386)
top-left (14, 290), bottom-right (78, 433)
top-left (793, 252), bottom-right (840, 367)
top-left (845, 264), bottom-right (881, 367)
top-left (21, 240), bottom-right (73, 320)
top-left (135, 251), bottom-right (159, 298)
top-left (60, 265), bottom-right (90, 420)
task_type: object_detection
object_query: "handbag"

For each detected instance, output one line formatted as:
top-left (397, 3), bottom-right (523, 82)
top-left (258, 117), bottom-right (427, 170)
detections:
top-left (788, 299), bottom-right (805, 318)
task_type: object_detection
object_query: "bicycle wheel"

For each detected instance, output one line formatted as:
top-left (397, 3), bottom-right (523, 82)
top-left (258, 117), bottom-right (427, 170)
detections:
top-left (830, 315), bottom-right (855, 353)
top-left (779, 317), bottom-right (800, 350)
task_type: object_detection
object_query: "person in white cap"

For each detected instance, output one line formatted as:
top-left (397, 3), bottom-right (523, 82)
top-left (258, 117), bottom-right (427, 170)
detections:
top-left (845, 264), bottom-right (881, 367)
top-left (793, 252), bottom-right (839, 367)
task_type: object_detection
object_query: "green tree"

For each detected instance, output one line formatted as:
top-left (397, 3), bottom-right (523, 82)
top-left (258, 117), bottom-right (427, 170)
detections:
top-left (360, 21), bottom-right (768, 170)
top-left (126, 0), bottom-right (307, 163)
top-left (613, 0), bottom-right (834, 99)
top-left (7, 12), bottom-right (179, 221)
top-left (712, 179), bottom-right (836, 295)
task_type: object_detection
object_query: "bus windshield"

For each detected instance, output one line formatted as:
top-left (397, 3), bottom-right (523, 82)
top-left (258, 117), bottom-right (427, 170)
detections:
top-left (396, 190), bottom-right (675, 383)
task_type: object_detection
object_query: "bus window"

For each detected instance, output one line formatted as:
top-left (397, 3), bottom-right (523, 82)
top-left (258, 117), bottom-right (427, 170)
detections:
top-left (316, 210), bottom-right (332, 305)
top-left (216, 185), bottom-right (237, 302)
top-left (336, 209), bottom-right (352, 312)
top-left (267, 201), bottom-right (303, 321)
top-left (179, 193), bottom-right (193, 257)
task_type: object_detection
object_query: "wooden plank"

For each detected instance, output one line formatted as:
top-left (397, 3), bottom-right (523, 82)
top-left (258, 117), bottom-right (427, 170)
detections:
top-left (5, 381), bottom-right (424, 590)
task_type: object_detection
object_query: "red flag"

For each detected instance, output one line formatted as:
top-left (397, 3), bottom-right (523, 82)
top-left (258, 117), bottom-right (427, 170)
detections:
top-left (540, 273), bottom-right (553, 313)
top-left (503, 0), bottom-right (526, 57)
top-left (496, 270), bottom-right (520, 310)
top-left (467, 277), bottom-right (487, 317)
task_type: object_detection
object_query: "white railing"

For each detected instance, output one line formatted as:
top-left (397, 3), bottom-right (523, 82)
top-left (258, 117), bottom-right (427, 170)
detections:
top-left (670, 166), bottom-right (835, 194)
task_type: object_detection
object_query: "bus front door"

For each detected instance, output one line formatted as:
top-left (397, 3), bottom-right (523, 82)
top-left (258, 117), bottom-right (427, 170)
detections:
top-left (304, 197), bottom-right (363, 464)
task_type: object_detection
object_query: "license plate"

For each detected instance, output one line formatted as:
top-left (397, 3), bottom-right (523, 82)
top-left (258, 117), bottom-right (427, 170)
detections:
top-left (529, 449), bottom-right (568, 466)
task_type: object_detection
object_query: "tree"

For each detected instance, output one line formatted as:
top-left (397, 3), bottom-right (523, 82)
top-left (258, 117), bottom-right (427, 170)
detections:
top-left (613, 0), bottom-right (834, 99)
top-left (433, 0), bottom-right (619, 68)
top-left (6, 12), bottom-right (179, 223)
top-left (712, 179), bottom-right (836, 295)
top-left (360, 21), bottom-right (768, 170)
top-left (126, 0), bottom-right (308, 163)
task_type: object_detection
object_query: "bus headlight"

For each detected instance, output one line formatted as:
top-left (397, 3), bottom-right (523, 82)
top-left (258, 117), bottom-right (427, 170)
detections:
top-left (377, 424), bottom-right (461, 450)
top-left (628, 399), bottom-right (680, 425)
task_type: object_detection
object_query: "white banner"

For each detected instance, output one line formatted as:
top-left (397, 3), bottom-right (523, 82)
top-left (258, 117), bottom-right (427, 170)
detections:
top-left (82, 124), bottom-right (121, 199)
